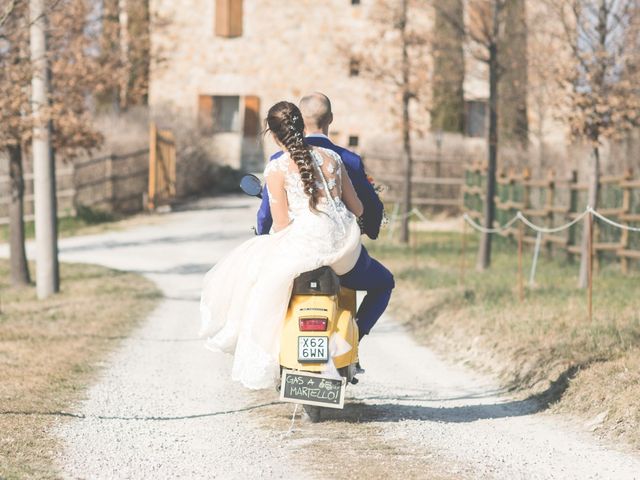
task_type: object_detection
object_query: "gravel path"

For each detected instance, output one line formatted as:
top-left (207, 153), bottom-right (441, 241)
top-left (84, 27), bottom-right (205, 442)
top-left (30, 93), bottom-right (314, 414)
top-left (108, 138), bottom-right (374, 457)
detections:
top-left (356, 322), bottom-right (640, 479)
top-left (10, 196), bottom-right (638, 479)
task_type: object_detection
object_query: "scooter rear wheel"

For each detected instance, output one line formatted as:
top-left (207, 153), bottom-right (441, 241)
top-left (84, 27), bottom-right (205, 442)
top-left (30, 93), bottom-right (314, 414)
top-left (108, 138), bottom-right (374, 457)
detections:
top-left (303, 405), bottom-right (322, 423)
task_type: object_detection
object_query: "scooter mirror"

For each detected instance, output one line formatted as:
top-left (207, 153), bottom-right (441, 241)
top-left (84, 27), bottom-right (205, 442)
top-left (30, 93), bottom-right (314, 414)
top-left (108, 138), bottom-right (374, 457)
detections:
top-left (239, 174), bottom-right (263, 198)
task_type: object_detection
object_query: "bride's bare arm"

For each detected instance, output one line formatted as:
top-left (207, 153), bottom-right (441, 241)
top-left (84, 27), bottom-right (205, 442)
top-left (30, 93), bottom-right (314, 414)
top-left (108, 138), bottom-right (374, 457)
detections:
top-left (265, 168), bottom-right (291, 232)
top-left (340, 163), bottom-right (364, 217)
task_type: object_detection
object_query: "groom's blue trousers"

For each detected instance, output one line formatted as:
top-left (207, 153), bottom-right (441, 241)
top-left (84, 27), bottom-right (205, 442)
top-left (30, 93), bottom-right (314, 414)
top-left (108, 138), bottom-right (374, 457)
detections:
top-left (339, 246), bottom-right (394, 339)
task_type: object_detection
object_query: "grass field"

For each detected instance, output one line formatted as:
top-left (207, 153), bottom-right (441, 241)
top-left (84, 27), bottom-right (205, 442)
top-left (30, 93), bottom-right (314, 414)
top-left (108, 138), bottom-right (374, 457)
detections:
top-left (0, 260), bottom-right (160, 479)
top-left (367, 230), bottom-right (640, 447)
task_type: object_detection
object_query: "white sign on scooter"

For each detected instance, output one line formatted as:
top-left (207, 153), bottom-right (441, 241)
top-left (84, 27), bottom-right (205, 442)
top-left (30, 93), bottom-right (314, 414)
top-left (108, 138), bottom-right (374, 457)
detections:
top-left (279, 369), bottom-right (346, 409)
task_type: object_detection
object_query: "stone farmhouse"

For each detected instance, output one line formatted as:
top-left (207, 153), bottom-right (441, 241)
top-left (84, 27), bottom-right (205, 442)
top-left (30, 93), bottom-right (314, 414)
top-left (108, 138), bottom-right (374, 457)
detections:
top-left (147, 0), bottom-right (561, 172)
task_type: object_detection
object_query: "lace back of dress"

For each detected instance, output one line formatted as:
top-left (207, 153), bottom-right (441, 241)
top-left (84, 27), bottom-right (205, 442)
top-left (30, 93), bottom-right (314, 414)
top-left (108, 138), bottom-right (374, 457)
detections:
top-left (309, 149), bottom-right (349, 237)
top-left (309, 149), bottom-right (342, 208)
top-left (264, 147), bottom-right (347, 222)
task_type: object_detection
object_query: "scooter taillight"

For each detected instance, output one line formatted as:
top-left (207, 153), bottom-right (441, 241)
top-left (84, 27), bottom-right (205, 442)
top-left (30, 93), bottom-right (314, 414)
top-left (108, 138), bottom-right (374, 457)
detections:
top-left (299, 317), bottom-right (328, 332)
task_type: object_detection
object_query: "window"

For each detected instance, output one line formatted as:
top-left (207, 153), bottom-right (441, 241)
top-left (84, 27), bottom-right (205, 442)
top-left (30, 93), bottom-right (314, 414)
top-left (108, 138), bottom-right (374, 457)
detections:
top-left (464, 100), bottom-right (487, 138)
top-left (348, 135), bottom-right (359, 148)
top-left (198, 95), bottom-right (240, 133)
top-left (349, 58), bottom-right (360, 77)
top-left (214, 96), bottom-right (240, 132)
top-left (215, 0), bottom-right (243, 38)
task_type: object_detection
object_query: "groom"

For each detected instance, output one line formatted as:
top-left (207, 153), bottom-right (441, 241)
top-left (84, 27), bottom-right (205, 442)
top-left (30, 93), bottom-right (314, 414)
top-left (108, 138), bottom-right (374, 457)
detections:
top-left (256, 92), bottom-right (394, 345)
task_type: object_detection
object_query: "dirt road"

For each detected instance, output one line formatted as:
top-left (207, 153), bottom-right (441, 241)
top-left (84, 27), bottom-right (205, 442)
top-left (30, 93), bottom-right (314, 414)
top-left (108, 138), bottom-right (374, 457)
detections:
top-left (36, 196), bottom-right (640, 479)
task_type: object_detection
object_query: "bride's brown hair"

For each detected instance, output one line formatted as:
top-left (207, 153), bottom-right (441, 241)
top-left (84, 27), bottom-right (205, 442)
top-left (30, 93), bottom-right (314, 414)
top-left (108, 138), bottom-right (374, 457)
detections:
top-left (266, 101), bottom-right (318, 210)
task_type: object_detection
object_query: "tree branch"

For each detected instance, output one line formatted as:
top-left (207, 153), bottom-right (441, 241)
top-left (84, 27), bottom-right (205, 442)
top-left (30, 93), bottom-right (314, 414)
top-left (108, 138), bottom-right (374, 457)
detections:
top-left (0, 0), bottom-right (17, 28)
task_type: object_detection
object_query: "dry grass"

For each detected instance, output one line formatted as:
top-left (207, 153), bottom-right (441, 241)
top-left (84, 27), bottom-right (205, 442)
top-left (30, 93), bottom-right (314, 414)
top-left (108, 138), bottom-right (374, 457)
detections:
top-left (367, 231), bottom-right (640, 448)
top-left (0, 260), bottom-right (160, 479)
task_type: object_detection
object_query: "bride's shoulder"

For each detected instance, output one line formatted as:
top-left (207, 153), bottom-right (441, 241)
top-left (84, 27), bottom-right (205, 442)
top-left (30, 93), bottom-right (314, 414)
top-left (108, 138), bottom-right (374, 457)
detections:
top-left (264, 152), bottom-right (289, 177)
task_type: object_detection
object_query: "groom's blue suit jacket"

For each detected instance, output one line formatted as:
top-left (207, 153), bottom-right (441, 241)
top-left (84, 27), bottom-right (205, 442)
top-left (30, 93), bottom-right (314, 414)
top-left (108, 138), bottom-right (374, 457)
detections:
top-left (256, 136), bottom-right (384, 239)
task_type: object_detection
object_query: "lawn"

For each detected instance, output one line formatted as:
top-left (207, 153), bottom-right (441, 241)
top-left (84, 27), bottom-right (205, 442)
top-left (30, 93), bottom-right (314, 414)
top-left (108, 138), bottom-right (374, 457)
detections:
top-left (0, 260), bottom-right (160, 479)
top-left (367, 230), bottom-right (640, 447)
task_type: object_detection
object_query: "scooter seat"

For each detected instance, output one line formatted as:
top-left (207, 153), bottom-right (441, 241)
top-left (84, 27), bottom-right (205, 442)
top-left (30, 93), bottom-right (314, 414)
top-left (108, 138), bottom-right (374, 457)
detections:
top-left (292, 266), bottom-right (340, 296)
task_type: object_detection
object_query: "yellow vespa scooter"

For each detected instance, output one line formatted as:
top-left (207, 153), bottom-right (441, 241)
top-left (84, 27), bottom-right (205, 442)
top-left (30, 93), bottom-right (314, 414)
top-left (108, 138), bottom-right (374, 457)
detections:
top-left (240, 175), bottom-right (360, 422)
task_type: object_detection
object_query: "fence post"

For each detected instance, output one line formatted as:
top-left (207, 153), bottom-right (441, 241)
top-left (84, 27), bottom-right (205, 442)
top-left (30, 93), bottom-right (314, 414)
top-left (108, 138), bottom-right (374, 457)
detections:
top-left (508, 167), bottom-right (515, 236)
top-left (518, 221), bottom-right (524, 303)
top-left (168, 132), bottom-right (177, 197)
top-left (545, 169), bottom-right (555, 257)
top-left (434, 148), bottom-right (442, 199)
top-left (587, 209), bottom-right (594, 322)
top-left (459, 219), bottom-right (467, 287)
top-left (619, 168), bottom-right (633, 274)
top-left (106, 153), bottom-right (115, 211)
top-left (148, 122), bottom-right (157, 211)
top-left (567, 170), bottom-right (578, 263)
top-left (522, 167), bottom-right (531, 211)
top-left (460, 163), bottom-right (468, 213)
top-left (593, 213), bottom-right (601, 275)
top-left (70, 161), bottom-right (78, 217)
top-left (474, 161), bottom-right (482, 214)
top-left (495, 168), bottom-right (509, 229)
top-left (520, 167), bottom-right (531, 243)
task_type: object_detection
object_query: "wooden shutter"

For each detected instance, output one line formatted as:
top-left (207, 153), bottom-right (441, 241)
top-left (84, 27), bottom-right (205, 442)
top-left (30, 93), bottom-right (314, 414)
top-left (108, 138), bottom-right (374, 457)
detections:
top-left (198, 95), bottom-right (214, 134)
top-left (215, 0), bottom-right (243, 38)
top-left (243, 95), bottom-right (260, 137)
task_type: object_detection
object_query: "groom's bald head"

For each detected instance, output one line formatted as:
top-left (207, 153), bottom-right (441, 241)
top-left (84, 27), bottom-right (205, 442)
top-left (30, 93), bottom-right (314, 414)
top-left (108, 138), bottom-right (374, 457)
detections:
top-left (299, 92), bottom-right (333, 134)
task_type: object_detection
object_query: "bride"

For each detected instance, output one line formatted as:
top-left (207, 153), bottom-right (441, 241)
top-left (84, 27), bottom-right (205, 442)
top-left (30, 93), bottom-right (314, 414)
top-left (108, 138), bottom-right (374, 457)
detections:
top-left (200, 101), bottom-right (364, 390)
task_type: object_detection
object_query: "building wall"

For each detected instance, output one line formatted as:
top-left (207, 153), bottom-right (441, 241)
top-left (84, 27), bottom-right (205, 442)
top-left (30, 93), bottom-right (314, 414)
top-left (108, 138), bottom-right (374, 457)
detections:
top-left (149, 0), bottom-right (576, 177)
top-left (149, 0), bottom-right (400, 171)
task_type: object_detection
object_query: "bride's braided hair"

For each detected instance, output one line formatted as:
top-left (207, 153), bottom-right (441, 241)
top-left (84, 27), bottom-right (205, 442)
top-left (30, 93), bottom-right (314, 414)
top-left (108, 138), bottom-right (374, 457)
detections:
top-left (266, 101), bottom-right (319, 210)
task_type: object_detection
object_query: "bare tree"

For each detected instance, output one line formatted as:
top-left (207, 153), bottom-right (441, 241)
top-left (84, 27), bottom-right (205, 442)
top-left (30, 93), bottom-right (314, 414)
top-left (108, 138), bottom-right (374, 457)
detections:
top-left (434, 0), bottom-right (532, 268)
top-left (431, 0), bottom-right (465, 134)
top-left (30, 0), bottom-right (59, 298)
top-left (0, 0), bottom-right (31, 286)
top-left (7, 144), bottom-right (30, 286)
top-left (498, 0), bottom-right (528, 147)
top-left (348, 0), bottom-right (431, 243)
top-left (0, 0), bottom-right (17, 27)
top-left (1, 0), bottom-right (134, 292)
top-left (528, 3), bottom-right (565, 174)
top-left (435, 0), bottom-right (514, 269)
top-left (100, 0), bottom-right (151, 111)
top-left (549, 0), bottom-right (640, 288)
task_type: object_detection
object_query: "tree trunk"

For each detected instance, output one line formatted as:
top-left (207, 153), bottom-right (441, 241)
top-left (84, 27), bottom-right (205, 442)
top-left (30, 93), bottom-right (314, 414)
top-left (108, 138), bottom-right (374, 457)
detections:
top-left (477, 32), bottom-right (499, 270)
top-left (578, 146), bottom-right (600, 288)
top-left (399, 0), bottom-right (412, 244)
top-left (8, 145), bottom-right (30, 287)
top-left (30, 0), bottom-right (59, 299)
top-left (118, 0), bottom-right (129, 110)
top-left (400, 91), bottom-right (412, 244)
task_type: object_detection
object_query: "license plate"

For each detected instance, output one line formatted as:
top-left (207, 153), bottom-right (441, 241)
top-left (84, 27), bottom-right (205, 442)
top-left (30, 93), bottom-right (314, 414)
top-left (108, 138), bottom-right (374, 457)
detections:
top-left (298, 336), bottom-right (329, 363)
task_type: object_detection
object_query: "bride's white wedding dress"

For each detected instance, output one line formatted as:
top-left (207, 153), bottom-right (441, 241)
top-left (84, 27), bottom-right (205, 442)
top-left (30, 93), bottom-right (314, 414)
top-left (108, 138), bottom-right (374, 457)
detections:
top-left (199, 147), bottom-right (362, 389)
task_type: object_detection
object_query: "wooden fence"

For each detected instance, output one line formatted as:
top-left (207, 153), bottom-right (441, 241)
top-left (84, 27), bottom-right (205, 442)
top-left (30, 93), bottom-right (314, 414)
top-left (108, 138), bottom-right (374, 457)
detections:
top-left (363, 152), bottom-right (466, 210)
top-left (462, 162), bottom-right (640, 271)
top-left (0, 148), bottom-right (149, 225)
top-left (0, 165), bottom-right (74, 225)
